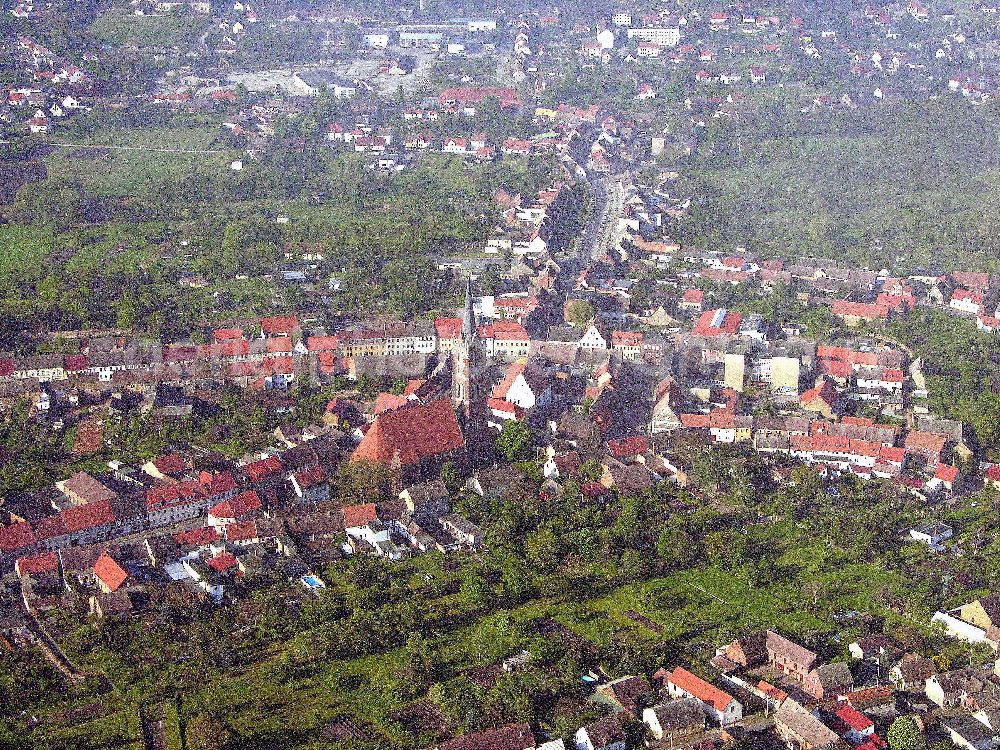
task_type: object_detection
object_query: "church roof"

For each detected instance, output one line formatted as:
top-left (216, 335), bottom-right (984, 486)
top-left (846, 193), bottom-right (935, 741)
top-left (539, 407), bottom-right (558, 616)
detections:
top-left (351, 400), bottom-right (465, 467)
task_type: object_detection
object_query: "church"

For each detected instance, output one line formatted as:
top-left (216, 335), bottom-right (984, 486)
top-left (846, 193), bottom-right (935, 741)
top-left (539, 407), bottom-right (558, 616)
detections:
top-left (350, 278), bottom-right (492, 481)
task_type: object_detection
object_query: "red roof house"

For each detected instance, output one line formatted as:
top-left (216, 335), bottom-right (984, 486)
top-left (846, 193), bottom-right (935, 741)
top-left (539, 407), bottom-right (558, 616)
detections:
top-left (351, 400), bottom-right (464, 471)
top-left (93, 552), bottom-right (128, 593)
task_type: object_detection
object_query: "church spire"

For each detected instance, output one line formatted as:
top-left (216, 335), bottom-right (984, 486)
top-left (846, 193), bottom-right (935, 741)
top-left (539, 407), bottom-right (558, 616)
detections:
top-left (461, 275), bottom-right (476, 341)
top-left (452, 276), bottom-right (477, 418)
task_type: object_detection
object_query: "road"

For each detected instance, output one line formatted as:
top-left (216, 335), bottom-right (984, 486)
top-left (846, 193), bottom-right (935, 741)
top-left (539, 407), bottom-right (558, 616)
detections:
top-left (582, 174), bottom-right (626, 261)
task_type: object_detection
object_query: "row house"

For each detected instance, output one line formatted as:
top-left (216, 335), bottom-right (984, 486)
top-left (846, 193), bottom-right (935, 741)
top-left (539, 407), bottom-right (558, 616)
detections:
top-left (478, 322), bottom-right (531, 360)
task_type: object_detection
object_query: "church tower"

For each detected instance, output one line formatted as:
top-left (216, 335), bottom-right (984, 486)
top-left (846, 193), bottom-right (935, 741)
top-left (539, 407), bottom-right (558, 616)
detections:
top-left (452, 276), bottom-right (477, 419)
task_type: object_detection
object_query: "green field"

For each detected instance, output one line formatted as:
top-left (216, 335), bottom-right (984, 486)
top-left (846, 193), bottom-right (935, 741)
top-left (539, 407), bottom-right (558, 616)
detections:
top-left (89, 10), bottom-right (210, 48)
top-left (42, 127), bottom-right (233, 199)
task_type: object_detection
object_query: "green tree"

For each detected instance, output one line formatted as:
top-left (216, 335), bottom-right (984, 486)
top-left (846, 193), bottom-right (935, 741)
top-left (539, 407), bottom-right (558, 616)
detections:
top-left (887, 717), bottom-right (925, 750)
top-left (565, 299), bottom-right (595, 326)
top-left (496, 420), bottom-right (532, 462)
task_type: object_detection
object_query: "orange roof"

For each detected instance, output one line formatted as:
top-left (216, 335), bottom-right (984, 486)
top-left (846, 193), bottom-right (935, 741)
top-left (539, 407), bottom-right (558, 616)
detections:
top-left (307, 335), bottom-right (339, 351)
top-left (668, 667), bottom-right (734, 711)
top-left (935, 464), bottom-right (958, 482)
top-left (832, 300), bottom-right (889, 319)
top-left (374, 392), bottom-right (408, 415)
top-left (479, 321), bottom-right (529, 341)
top-left (213, 327), bottom-right (243, 341)
top-left (93, 552), bottom-right (128, 592)
top-left (904, 430), bottom-right (947, 454)
top-left (492, 362), bottom-right (526, 399)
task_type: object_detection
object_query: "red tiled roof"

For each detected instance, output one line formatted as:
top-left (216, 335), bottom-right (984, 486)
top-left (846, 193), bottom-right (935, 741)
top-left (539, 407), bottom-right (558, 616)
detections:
top-left (693, 308), bottom-right (743, 337)
top-left (62, 499), bottom-right (115, 532)
top-left (93, 552), bottom-right (128, 592)
top-left (879, 446), bottom-right (905, 464)
top-left (439, 86), bottom-right (520, 107)
top-left (206, 551), bottom-right (238, 573)
top-left (479, 321), bottom-right (529, 341)
top-left (951, 271), bottom-right (990, 290)
top-left (668, 667), bottom-right (735, 711)
top-left (0, 521), bottom-right (36, 552)
top-left (374, 392), bottom-right (408, 415)
top-left (213, 327), bottom-right (244, 341)
top-left (608, 435), bottom-right (649, 459)
top-left (488, 397), bottom-right (523, 418)
top-left (153, 453), bottom-right (187, 476)
top-left (245, 455), bottom-right (283, 482)
top-left (17, 552), bottom-right (58, 575)
top-left (173, 527), bottom-right (220, 546)
top-left (935, 464), bottom-right (958, 483)
top-left (201, 470), bottom-right (236, 497)
top-left (34, 514), bottom-right (69, 541)
top-left (342, 502), bottom-right (377, 528)
top-left (904, 430), bottom-right (947, 455)
top-left (352, 400), bottom-right (464, 467)
top-left (801, 379), bottom-right (839, 409)
top-left (683, 288), bottom-right (705, 303)
top-left (293, 465), bottom-right (326, 489)
top-left (307, 335), bottom-right (339, 351)
top-left (146, 480), bottom-right (207, 511)
top-left (611, 330), bottom-right (643, 347)
top-left (260, 316), bottom-right (299, 335)
top-left (492, 362), bottom-right (526, 399)
top-left (225, 520), bottom-right (258, 543)
top-left (832, 300), bottom-right (889, 319)
top-left (434, 317), bottom-right (463, 339)
top-left (836, 706), bottom-right (874, 733)
top-left (210, 490), bottom-right (262, 521)
top-left (266, 337), bottom-right (293, 353)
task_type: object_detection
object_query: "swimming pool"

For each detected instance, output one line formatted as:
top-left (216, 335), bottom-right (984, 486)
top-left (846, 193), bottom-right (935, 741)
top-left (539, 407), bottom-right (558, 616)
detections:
top-left (301, 575), bottom-right (325, 589)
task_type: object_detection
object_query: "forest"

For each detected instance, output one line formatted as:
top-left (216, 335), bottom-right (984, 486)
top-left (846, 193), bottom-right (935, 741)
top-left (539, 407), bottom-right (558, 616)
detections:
top-left (675, 100), bottom-right (1000, 272)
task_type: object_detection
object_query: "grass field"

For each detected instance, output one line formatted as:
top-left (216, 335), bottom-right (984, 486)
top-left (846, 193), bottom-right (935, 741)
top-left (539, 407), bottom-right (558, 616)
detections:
top-left (89, 10), bottom-right (209, 48)
top-left (42, 127), bottom-right (233, 199)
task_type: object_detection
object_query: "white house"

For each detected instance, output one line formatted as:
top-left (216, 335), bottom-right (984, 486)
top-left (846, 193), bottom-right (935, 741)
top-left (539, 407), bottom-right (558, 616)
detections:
top-left (909, 521), bottom-right (953, 551)
top-left (597, 28), bottom-right (616, 49)
top-left (579, 324), bottom-right (609, 351)
top-left (364, 33), bottom-right (390, 48)
top-left (664, 667), bottom-right (743, 726)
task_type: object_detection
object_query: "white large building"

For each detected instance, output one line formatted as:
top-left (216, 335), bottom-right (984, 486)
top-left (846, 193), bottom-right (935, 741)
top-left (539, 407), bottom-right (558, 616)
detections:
top-left (627, 27), bottom-right (681, 47)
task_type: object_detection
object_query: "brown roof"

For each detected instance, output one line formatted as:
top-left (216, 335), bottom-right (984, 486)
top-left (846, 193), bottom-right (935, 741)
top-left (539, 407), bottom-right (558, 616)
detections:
top-left (776, 699), bottom-right (840, 749)
top-left (352, 400), bottom-right (464, 467)
top-left (904, 430), bottom-right (947, 455)
top-left (435, 722), bottom-right (535, 750)
top-left (61, 472), bottom-right (117, 505)
top-left (600, 674), bottom-right (652, 714)
top-left (766, 630), bottom-right (818, 670)
top-left (580, 714), bottom-right (626, 748)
